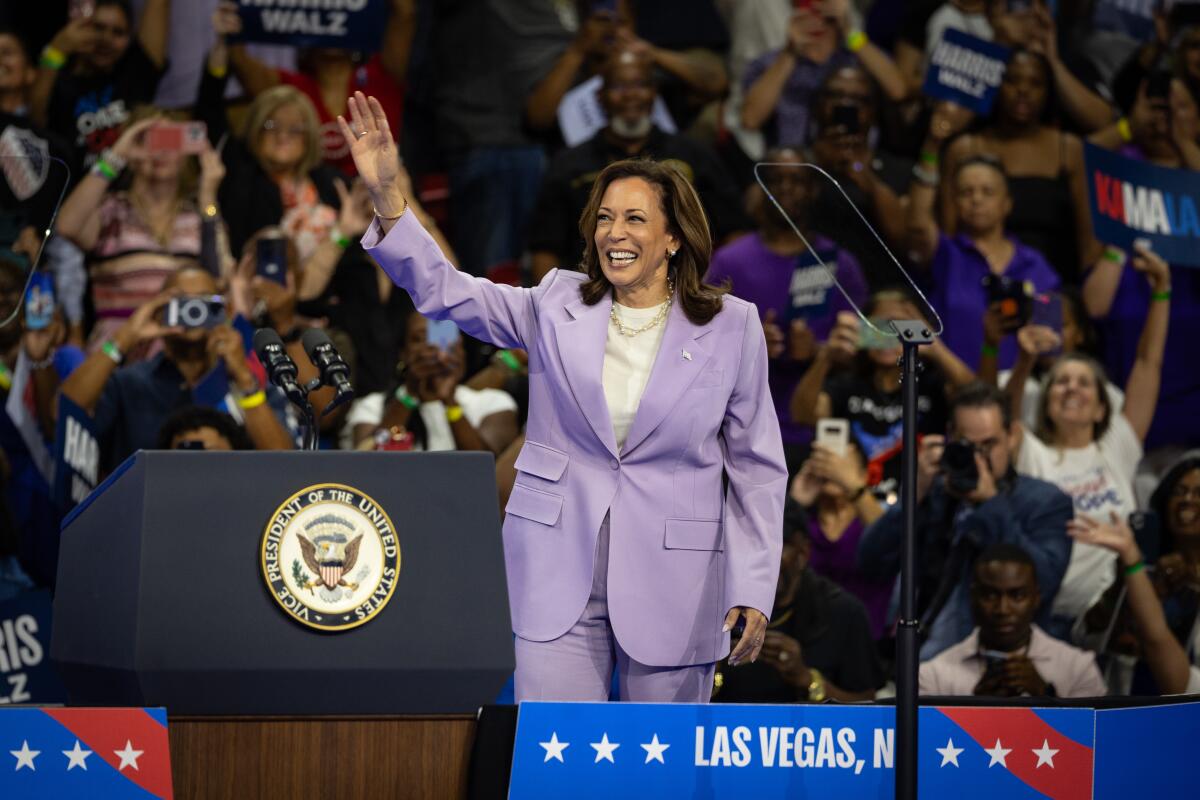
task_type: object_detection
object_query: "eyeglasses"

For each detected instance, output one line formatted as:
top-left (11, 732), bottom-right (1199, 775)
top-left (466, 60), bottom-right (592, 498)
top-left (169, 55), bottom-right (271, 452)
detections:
top-left (1170, 485), bottom-right (1200, 502)
top-left (261, 120), bottom-right (308, 139)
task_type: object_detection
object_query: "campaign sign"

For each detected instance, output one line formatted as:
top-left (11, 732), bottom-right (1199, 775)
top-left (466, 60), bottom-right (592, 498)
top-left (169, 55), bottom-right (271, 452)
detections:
top-left (1092, 701), bottom-right (1197, 798)
top-left (921, 28), bottom-right (1011, 115)
top-left (0, 590), bottom-right (65, 705)
top-left (53, 394), bottom-right (98, 512)
top-left (1085, 143), bottom-right (1200, 267)
top-left (0, 707), bottom-right (173, 798)
top-left (233, 0), bottom-right (388, 51)
top-left (509, 702), bottom-right (1094, 799)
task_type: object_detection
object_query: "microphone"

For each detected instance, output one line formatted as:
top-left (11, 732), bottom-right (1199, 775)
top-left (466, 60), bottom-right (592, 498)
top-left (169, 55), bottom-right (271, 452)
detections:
top-left (253, 328), bottom-right (309, 410)
top-left (301, 328), bottom-right (355, 411)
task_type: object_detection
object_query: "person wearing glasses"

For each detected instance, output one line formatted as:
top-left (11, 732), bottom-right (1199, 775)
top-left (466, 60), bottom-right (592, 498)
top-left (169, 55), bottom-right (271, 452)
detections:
top-left (857, 382), bottom-right (1072, 659)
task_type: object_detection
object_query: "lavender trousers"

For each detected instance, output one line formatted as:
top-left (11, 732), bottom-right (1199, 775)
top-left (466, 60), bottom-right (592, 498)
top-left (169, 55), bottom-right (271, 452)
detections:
top-left (514, 515), bottom-right (716, 703)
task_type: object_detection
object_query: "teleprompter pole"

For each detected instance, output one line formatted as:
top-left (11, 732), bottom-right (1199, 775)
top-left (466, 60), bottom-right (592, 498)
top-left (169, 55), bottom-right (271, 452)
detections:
top-left (891, 320), bottom-right (933, 800)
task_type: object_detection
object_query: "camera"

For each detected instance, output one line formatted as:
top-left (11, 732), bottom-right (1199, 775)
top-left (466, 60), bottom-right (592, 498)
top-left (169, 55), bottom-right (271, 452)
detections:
top-left (166, 295), bottom-right (226, 329)
top-left (941, 439), bottom-right (980, 495)
top-left (982, 274), bottom-right (1033, 330)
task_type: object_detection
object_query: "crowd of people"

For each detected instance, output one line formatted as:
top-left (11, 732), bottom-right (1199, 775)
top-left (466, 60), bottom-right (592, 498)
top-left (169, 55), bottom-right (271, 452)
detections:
top-left (1, 0), bottom-right (1199, 702)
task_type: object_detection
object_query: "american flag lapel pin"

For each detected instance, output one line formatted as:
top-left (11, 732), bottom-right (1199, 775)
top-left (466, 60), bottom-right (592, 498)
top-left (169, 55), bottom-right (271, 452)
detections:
top-left (682, 349), bottom-right (692, 361)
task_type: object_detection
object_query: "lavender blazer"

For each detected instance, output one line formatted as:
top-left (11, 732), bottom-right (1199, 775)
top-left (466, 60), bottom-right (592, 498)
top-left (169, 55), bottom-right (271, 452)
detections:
top-left (364, 213), bottom-right (786, 667)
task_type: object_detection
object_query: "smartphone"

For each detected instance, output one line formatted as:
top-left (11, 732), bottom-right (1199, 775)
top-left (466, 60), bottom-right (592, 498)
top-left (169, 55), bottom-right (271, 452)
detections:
top-left (145, 121), bottom-right (208, 155)
top-left (831, 102), bottom-right (860, 135)
top-left (256, 237), bottom-right (288, 285)
top-left (983, 274), bottom-right (1033, 330)
top-left (166, 295), bottom-right (226, 329)
top-left (1030, 293), bottom-right (1063, 356)
top-left (816, 418), bottom-right (849, 456)
top-left (1146, 70), bottom-right (1173, 100)
top-left (859, 318), bottom-right (899, 350)
top-left (24, 271), bottom-right (54, 331)
top-left (1129, 510), bottom-right (1161, 564)
top-left (426, 318), bottom-right (460, 351)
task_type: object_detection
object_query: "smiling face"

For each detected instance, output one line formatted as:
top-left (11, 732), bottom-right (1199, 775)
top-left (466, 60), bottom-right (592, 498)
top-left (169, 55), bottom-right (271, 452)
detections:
top-left (85, 4), bottom-right (132, 73)
top-left (256, 102), bottom-right (310, 176)
top-left (1044, 358), bottom-right (1106, 439)
top-left (997, 51), bottom-right (1049, 127)
top-left (1167, 468), bottom-right (1200, 543)
top-left (599, 51), bottom-right (656, 140)
top-left (973, 559), bottom-right (1039, 652)
top-left (593, 176), bottom-right (679, 300)
top-left (0, 33), bottom-right (33, 96)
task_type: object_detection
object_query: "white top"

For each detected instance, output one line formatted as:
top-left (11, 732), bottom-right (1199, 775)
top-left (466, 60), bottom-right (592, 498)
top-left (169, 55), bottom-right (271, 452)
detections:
top-left (343, 385), bottom-right (517, 451)
top-left (998, 370), bottom-right (1126, 433)
top-left (603, 301), bottom-right (669, 451)
top-left (1015, 413), bottom-right (1143, 621)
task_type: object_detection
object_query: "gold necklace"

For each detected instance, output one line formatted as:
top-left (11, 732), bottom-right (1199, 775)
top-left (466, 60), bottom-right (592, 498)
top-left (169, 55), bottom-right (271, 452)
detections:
top-left (610, 279), bottom-right (673, 337)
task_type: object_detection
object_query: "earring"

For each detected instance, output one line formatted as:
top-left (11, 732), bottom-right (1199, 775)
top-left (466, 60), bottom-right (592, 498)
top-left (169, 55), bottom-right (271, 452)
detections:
top-left (668, 249), bottom-right (677, 258)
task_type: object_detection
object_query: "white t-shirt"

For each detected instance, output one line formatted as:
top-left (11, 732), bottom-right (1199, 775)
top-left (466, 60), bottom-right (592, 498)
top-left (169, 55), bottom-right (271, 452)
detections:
top-left (604, 301), bottom-right (668, 451)
top-left (343, 385), bottom-right (517, 451)
top-left (998, 370), bottom-right (1126, 433)
top-left (1016, 413), bottom-right (1143, 620)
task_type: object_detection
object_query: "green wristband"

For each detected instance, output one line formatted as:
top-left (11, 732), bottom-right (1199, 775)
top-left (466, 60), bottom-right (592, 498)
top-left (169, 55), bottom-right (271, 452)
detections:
top-left (981, 343), bottom-right (999, 358)
top-left (496, 349), bottom-right (522, 373)
top-left (1152, 289), bottom-right (1172, 302)
top-left (394, 386), bottom-right (419, 410)
top-left (92, 159), bottom-right (118, 181)
top-left (101, 340), bottom-right (123, 365)
top-left (1102, 247), bottom-right (1125, 265)
top-left (918, 150), bottom-right (939, 166)
top-left (1123, 560), bottom-right (1145, 577)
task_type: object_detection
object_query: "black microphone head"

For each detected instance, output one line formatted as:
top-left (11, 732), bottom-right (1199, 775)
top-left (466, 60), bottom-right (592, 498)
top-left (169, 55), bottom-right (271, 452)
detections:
top-left (253, 327), bottom-right (286, 360)
top-left (301, 327), bottom-right (333, 360)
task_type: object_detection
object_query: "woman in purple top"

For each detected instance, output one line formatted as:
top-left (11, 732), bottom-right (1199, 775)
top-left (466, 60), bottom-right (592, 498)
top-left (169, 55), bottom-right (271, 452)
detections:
top-left (789, 439), bottom-right (891, 638)
top-left (908, 152), bottom-right (1060, 371)
top-left (706, 149), bottom-right (868, 469)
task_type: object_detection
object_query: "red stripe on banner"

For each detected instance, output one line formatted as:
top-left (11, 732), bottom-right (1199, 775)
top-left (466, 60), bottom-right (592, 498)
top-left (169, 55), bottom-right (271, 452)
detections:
top-left (42, 707), bottom-right (174, 799)
top-left (939, 706), bottom-right (1092, 800)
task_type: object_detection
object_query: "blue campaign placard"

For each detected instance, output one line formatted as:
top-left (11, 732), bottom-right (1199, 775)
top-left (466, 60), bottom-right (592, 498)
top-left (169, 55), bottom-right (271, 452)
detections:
top-left (232, 0), bottom-right (388, 51)
top-left (1085, 142), bottom-right (1200, 267)
top-left (0, 590), bottom-right (66, 705)
top-left (53, 394), bottom-right (98, 512)
top-left (1092, 701), bottom-right (1197, 799)
top-left (508, 703), bottom-right (1094, 799)
top-left (921, 28), bottom-right (1011, 115)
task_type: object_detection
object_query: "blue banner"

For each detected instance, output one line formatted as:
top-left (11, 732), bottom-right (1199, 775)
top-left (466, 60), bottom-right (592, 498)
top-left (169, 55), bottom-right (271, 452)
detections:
top-left (921, 29), bottom-right (1011, 115)
top-left (0, 707), bottom-right (173, 798)
top-left (52, 395), bottom-right (97, 513)
top-left (0, 590), bottom-right (65, 705)
top-left (232, 0), bottom-right (388, 51)
top-left (509, 702), bottom-right (1097, 799)
top-left (1093, 701), bottom-right (1197, 799)
top-left (1085, 143), bottom-right (1200, 267)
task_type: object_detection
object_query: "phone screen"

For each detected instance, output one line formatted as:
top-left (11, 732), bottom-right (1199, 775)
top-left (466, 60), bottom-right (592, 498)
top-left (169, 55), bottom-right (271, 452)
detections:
top-left (256, 238), bottom-right (288, 285)
top-left (145, 122), bottom-right (208, 154)
top-left (426, 318), bottom-right (460, 351)
top-left (24, 272), bottom-right (55, 331)
top-left (816, 418), bottom-right (849, 456)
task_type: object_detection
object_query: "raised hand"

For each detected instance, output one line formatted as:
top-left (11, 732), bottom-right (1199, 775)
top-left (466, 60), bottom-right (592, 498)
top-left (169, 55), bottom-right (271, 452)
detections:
top-left (336, 92), bottom-right (404, 218)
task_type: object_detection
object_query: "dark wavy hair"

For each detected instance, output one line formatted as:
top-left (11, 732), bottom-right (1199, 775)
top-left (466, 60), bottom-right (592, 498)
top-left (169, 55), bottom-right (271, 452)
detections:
top-left (156, 405), bottom-right (253, 450)
top-left (576, 158), bottom-right (725, 325)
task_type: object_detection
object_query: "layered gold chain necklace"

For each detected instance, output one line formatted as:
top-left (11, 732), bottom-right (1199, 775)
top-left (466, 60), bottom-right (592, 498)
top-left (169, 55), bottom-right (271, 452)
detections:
top-left (610, 278), bottom-right (674, 337)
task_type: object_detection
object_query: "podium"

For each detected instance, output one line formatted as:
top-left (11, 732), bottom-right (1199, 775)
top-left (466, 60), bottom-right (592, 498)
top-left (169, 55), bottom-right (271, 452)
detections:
top-left (51, 451), bottom-right (515, 798)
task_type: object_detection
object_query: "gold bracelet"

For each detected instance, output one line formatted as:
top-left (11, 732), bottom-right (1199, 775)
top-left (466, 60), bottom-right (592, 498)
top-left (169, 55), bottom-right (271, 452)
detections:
top-left (374, 197), bottom-right (409, 221)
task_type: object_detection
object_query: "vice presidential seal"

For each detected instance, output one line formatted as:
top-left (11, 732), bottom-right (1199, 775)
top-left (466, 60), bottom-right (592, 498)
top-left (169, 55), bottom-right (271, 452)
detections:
top-left (261, 483), bottom-right (400, 631)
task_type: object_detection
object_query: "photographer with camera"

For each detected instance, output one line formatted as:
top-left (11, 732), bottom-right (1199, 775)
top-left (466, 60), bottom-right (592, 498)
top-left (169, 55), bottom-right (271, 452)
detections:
top-left (907, 141), bottom-right (1060, 372)
top-left (1002, 242), bottom-right (1170, 639)
top-left (919, 542), bottom-right (1106, 698)
top-left (59, 266), bottom-right (293, 471)
top-left (857, 382), bottom-right (1073, 659)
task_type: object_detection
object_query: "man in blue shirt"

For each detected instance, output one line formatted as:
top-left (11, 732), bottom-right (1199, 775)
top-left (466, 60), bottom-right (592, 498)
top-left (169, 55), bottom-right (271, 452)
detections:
top-left (857, 382), bottom-right (1072, 659)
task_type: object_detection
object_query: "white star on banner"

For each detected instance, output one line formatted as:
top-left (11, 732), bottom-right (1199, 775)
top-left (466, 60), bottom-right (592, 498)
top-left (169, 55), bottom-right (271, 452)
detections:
top-left (640, 734), bottom-right (670, 764)
top-left (10, 740), bottom-right (39, 771)
top-left (936, 738), bottom-right (964, 767)
top-left (591, 733), bottom-right (620, 763)
top-left (63, 740), bottom-right (92, 771)
top-left (1032, 739), bottom-right (1059, 769)
top-left (540, 732), bottom-right (569, 763)
top-left (985, 739), bottom-right (1011, 768)
top-left (114, 740), bottom-right (143, 771)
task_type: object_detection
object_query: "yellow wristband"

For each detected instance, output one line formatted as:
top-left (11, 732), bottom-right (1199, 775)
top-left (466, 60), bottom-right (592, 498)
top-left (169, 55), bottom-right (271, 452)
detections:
top-left (445, 404), bottom-right (464, 423)
top-left (237, 389), bottom-right (267, 410)
top-left (1117, 117), bottom-right (1133, 143)
top-left (845, 30), bottom-right (867, 53)
top-left (40, 45), bottom-right (66, 70)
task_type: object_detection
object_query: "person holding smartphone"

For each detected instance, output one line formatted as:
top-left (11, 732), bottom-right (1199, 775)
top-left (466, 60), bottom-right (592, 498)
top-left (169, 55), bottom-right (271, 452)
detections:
top-left (341, 92), bottom-right (787, 702)
top-left (919, 542), bottom-right (1106, 697)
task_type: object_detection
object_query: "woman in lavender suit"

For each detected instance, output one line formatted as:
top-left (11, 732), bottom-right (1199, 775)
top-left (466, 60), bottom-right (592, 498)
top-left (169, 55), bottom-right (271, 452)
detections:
top-left (339, 93), bottom-right (787, 702)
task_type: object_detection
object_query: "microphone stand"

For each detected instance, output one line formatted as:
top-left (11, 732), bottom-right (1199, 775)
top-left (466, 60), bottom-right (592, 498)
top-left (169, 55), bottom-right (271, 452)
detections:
top-left (890, 319), bottom-right (933, 800)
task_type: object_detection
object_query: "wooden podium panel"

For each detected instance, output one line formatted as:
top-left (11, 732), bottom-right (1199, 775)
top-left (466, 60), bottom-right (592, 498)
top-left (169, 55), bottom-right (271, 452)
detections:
top-left (169, 715), bottom-right (477, 799)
